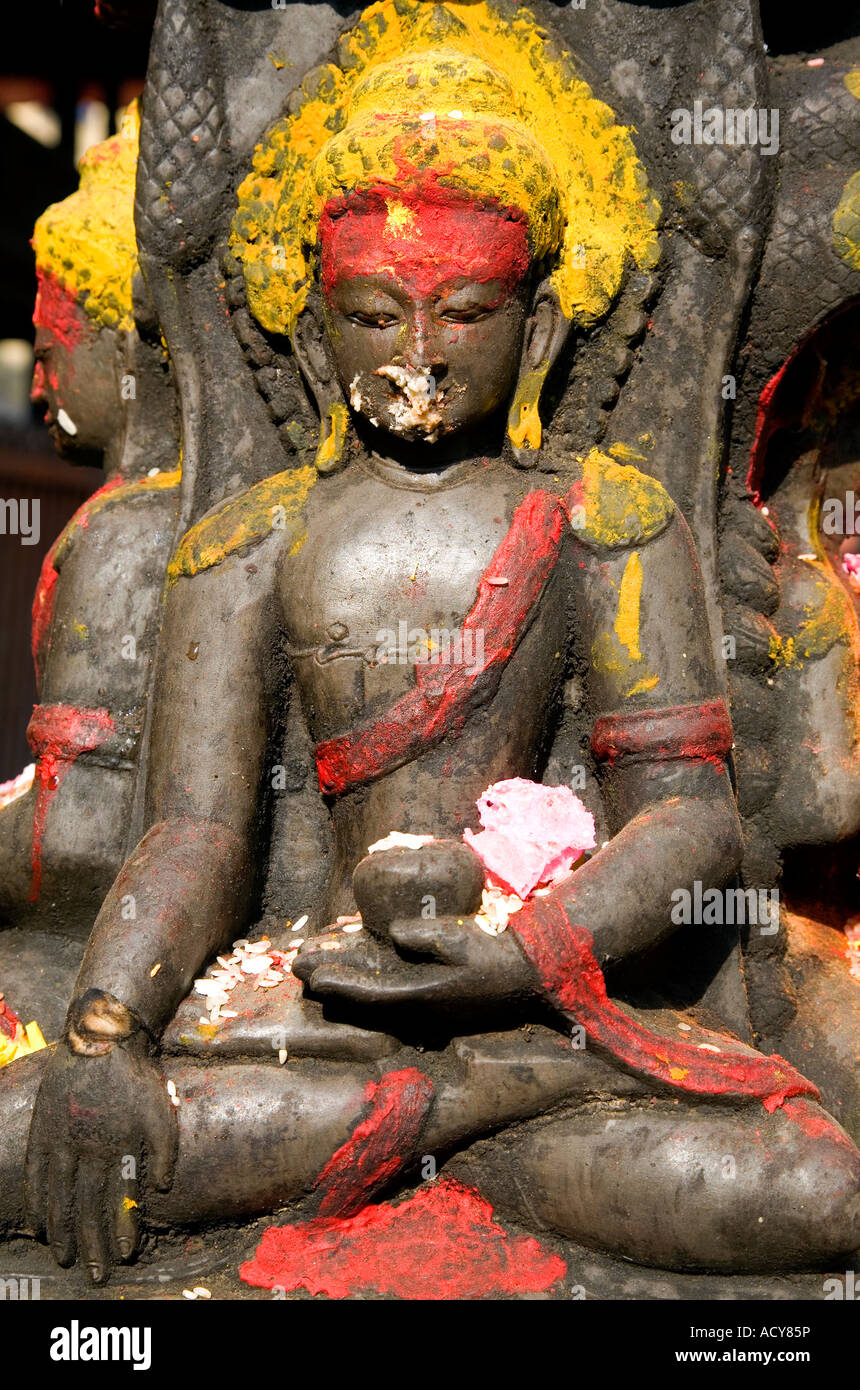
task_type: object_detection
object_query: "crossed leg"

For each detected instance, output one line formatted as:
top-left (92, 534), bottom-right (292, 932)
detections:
top-left (445, 1092), bottom-right (860, 1271)
top-left (1, 1036), bottom-right (857, 1274)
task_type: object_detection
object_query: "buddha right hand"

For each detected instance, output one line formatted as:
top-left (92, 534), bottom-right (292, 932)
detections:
top-left (25, 989), bottom-right (178, 1284)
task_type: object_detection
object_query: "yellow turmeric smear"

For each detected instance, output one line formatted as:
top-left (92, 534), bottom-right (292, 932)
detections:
top-left (769, 583), bottom-right (852, 669)
top-left (168, 464), bottom-right (317, 584)
top-left (607, 441), bottom-right (647, 464)
top-left (615, 550), bottom-right (644, 659)
top-left (834, 169), bottom-right (860, 272)
top-left (577, 448), bottom-right (674, 548)
top-left (507, 367), bottom-right (548, 452)
top-left (316, 402), bottom-right (349, 473)
top-left (231, 1), bottom-right (661, 338)
top-left (591, 550), bottom-right (660, 697)
top-left (32, 102), bottom-right (140, 332)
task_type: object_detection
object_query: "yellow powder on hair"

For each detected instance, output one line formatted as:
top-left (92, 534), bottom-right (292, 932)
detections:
top-left (231, 1), bottom-right (660, 338)
top-left (32, 102), bottom-right (140, 331)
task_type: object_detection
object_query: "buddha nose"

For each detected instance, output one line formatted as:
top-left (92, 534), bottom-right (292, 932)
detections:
top-left (406, 313), bottom-right (447, 382)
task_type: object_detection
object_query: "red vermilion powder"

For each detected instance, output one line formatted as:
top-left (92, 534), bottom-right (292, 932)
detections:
top-left (317, 489), bottom-right (565, 793)
top-left (31, 475), bottom-right (126, 677)
top-left (26, 703), bottom-right (115, 900)
top-left (33, 271), bottom-right (87, 354)
top-left (781, 1096), bottom-right (857, 1152)
top-left (315, 1068), bottom-right (434, 1217)
top-left (511, 896), bottom-right (819, 1110)
top-left (240, 1176), bottom-right (566, 1300)
top-left (320, 180), bottom-right (530, 302)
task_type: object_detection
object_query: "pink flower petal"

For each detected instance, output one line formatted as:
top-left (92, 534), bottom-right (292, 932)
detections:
top-left (464, 778), bottom-right (596, 900)
top-left (464, 828), bottom-right (550, 900)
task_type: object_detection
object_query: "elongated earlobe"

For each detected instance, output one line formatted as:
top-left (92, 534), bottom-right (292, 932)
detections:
top-left (291, 298), bottom-right (352, 474)
top-left (507, 365), bottom-right (549, 464)
top-left (507, 281), bottom-right (569, 468)
top-left (316, 401), bottom-right (349, 473)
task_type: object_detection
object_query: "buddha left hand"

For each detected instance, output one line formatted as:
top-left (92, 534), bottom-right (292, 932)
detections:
top-left (293, 918), bottom-right (536, 1011)
top-left (25, 989), bottom-right (178, 1284)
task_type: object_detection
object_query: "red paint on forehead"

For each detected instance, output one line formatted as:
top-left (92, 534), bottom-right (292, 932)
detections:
top-left (320, 181), bottom-right (530, 301)
top-left (33, 271), bottom-right (88, 354)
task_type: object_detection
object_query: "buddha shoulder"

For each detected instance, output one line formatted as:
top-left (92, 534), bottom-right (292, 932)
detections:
top-left (550, 447), bottom-right (675, 550)
top-left (168, 464), bottom-right (318, 585)
top-left (54, 466), bottom-right (181, 570)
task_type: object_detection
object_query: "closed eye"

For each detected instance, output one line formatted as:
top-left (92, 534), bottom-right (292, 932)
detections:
top-left (438, 306), bottom-right (494, 324)
top-left (348, 311), bottom-right (400, 328)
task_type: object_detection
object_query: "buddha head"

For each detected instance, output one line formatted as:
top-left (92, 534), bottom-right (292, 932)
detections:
top-left (31, 103), bottom-right (139, 464)
top-left (231, 1), bottom-right (660, 471)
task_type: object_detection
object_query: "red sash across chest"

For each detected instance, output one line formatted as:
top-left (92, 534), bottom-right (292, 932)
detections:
top-left (315, 488), bottom-right (567, 796)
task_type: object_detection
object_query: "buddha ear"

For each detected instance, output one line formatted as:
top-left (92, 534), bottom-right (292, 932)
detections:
top-left (525, 279), bottom-right (569, 376)
top-left (291, 292), bottom-right (334, 401)
top-left (507, 279), bottom-right (570, 468)
top-left (290, 292), bottom-right (349, 474)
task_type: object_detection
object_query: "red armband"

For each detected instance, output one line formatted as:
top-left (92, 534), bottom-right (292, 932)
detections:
top-left (26, 703), bottom-right (116, 901)
top-left (591, 698), bottom-right (733, 769)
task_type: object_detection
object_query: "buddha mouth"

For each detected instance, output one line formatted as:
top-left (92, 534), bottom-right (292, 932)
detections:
top-left (371, 363), bottom-right (446, 441)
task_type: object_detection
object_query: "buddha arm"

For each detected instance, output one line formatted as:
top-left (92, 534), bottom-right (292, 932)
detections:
top-left (71, 545), bottom-right (282, 1037)
top-left (512, 507), bottom-right (742, 975)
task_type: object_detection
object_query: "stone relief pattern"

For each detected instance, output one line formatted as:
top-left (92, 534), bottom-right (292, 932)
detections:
top-left (134, 0), bottom-right (231, 266)
top-left (718, 63), bottom-right (860, 1041)
top-left (730, 67), bottom-right (860, 464)
top-left (668, 0), bottom-right (770, 254)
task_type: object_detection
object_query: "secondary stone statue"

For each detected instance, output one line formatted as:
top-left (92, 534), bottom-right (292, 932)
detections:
top-left (0, 107), bottom-right (179, 1008)
top-left (1, 0), bottom-right (857, 1296)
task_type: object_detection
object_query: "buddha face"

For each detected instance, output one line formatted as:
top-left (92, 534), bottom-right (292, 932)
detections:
top-left (318, 189), bottom-right (533, 444)
top-left (31, 272), bottom-right (123, 463)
